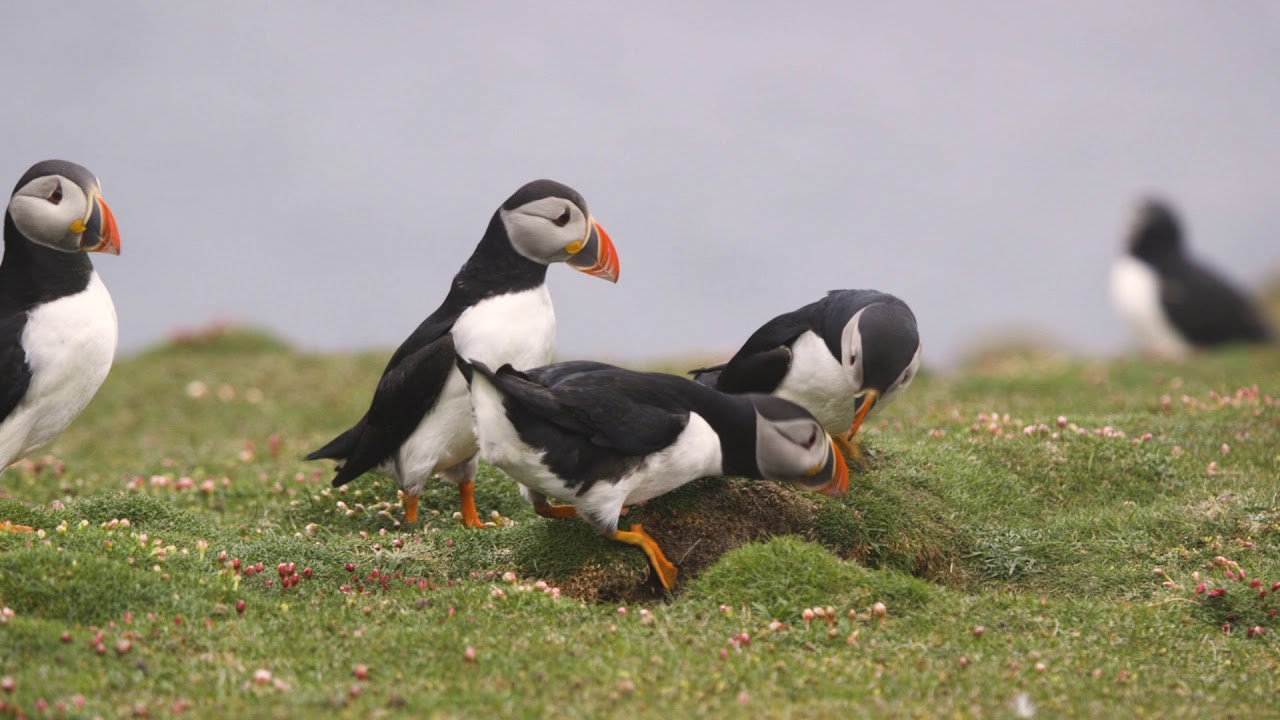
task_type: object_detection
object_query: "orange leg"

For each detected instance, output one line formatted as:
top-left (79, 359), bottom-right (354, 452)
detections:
top-left (533, 501), bottom-right (578, 520)
top-left (608, 523), bottom-right (678, 590)
top-left (459, 481), bottom-right (486, 529)
top-left (0, 521), bottom-right (35, 533)
top-left (403, 494), bottom-right (420, 524)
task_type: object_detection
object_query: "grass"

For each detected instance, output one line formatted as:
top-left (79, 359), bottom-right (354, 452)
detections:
top-left (2, 326), bottom-right (1279, 718)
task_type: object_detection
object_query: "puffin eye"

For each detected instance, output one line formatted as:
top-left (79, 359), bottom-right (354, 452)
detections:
top-left (805, 429), bottom-right (817, 449)
top-left (552, 207), bottom-right (571, 227)
top-left (48, 182), bottom-right (63, 205)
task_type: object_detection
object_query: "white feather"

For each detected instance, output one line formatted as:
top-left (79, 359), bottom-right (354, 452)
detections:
top-left (386, 368), bottom-right (477, 495)
top-left (775, 330), bottom-right (858, 433)
top-left (389, 285), bottom-right (557, 491)
top-left (1110, 256), bottom-right (1190, 358)
top-left (452, 285), bottom-right (556, 370)
top-left (0, 272), bottom-right (117, 467)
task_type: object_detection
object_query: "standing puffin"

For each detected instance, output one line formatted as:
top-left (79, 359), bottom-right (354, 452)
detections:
top-left (690, 290), bottom-right (920, 463)
top-left (1110, 199), bottom-right (1273, 357)
top-left (1, 160), bottom-right (121, 532)
top-left (460, 359), bottom-right (849, 590)
top-left (307, 180), bottom-right (619, 528)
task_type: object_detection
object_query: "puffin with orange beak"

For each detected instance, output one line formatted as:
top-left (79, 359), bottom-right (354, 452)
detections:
top-left (308, 180), bottom-right (619, 528)
top-left (1, 160), bottom-right (121, 532)
top-left (691, 290), bottom-right (919, 465)
top-left (459, 359), bottom-right (848, 591)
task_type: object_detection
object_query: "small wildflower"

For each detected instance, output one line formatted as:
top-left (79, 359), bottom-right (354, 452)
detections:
top-left (463, 646), bottom-right (478, 663)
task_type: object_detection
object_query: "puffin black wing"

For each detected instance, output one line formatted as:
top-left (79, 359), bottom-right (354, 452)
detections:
top-left (523, 360), bottom-right (619, 388)
top-left (307, 328), bottom-right (459, 487)
top-left (691, 307), bottom-right (813, 394)
top-left (0, 311), bottom-right (32, 425)
top-left (1159, 262), bottom-right (1273, 346)
top-left (476, 363), bottom-right (690, 492)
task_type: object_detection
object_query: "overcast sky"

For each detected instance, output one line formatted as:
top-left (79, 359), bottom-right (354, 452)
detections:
top-left (3, 2), bottom-right (1278, 368)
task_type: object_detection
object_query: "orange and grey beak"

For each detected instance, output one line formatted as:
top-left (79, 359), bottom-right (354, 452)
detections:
top-left (811, 434), bottom-right (851, 497)
top-left (847, 389), bottom-right (879, 441)
top-left (80, 194), bottom-right (121, 255)
top-left (566, 219), bottom-right (619, 283)
top-left (404, 494), bottom-right (420, 524)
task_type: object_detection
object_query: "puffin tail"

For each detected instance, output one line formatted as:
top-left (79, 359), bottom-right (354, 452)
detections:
top-left (305, 425), bottom-right (361, 462)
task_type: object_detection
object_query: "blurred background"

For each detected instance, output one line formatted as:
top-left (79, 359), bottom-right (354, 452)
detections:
top-left (2, 2), bottom-right (1277, 368)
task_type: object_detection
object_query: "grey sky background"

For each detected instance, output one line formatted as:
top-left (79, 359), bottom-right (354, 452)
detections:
top-left (3, 2), bottom-right (1278, 368)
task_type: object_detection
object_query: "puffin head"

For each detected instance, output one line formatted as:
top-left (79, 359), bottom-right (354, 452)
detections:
top-left (497, 179), bottom-right (618, 282)
top-left (7, 160), bottom-right (121, 255)
top-left (839, 302), bottom-right (921, 437)
top-left (749, 395), bottom-right (849, 497)
top-left (1127, 198), bottom-right (1182, 263)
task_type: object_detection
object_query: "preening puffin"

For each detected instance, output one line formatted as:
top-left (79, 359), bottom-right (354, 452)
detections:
top-left (1, 160), bottom-right (122, 532)
top-left (690, 290), bottom-right (920, 463)
top-left (307, 180), bottom-right (619, 527)
top-left (1110, 199), bottom-right (1272, 357)
top-left (460, 359), bottom-right (849, 590)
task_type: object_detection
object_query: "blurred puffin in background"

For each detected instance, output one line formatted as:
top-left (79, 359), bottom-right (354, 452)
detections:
top-left (1111, 198), bottom-right (1272, 358)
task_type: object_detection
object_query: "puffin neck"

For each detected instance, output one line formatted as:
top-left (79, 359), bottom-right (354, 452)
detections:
top-left (681, 385), bottom-right (761, 478)
top-left (0, 212), bottom-right (94, 308)
top-left (444, 211), bottom-right (550, 306)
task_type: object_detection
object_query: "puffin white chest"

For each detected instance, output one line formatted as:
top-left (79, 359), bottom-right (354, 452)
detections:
top-left (389, 285), bottom-right (557, 488)
top-left (1110, 256), bottom-right (1190, 357)
top-left (452, 285), bottom-right (556, 370)
top-left (1, 272), bottom-right (117, 465)
top-left (776, 330), bottom-right (856, 432)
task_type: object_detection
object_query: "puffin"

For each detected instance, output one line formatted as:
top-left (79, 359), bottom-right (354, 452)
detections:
top-left (690, 290), bottom-right (920, 463)
top-left (1110, 199), bottom-right (1273, 357)
top-left (459, 359), bottom-right (849, 590)
top-left (307, 180), bottom-right (619, 528)
top-left (1, 160), bottom-right (122, 532)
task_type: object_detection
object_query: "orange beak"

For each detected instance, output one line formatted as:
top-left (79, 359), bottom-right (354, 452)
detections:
top-left (404, 495), bottom-right (420, 524)
top-left (847, 390), bottom-right (879, 440)
top-left (567, 220), bottom-right (619, 283)
top-left (814, 435), bottom-right (850, 497)
top-left (82, 195), bottom-right (121, 255)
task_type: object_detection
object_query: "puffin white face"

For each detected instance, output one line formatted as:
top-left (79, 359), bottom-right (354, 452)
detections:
top-left (498, 195), bottom-right (619, 282)
top-left (500, 196), bottom-right (589, 263)
top-left (752, 396), bottom-right (849, 496)
top-left (839, 307), bottom-right (870, 390)
top-left (7, 170), bottom-right (121, 255)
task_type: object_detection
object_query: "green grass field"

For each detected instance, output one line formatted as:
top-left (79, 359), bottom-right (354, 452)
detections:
top-left (1, 328), bottom-right (1278, 718)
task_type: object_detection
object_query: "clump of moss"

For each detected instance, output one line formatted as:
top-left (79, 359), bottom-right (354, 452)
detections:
top-left (687, 536), bottom-right (937, 619)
